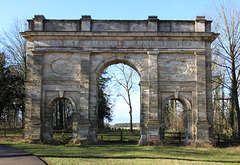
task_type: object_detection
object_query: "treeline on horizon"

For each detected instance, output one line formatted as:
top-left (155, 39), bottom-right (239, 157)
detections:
top-left (114, 123), bottom-right (140, 127)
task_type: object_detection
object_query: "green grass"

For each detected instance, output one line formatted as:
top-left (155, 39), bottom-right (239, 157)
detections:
top-left (0, 128), bottom-right (23, 137)
top-left (1, 138), bottom-right (240, 165)
top-left (97, 130), bottom-right (140, 141)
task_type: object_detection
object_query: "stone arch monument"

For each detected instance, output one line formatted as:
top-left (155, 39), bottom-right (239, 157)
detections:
top-left (21, 15), bottom-right (218, 146)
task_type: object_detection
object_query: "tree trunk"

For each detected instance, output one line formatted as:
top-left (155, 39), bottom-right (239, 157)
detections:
top-left (221, 84), bottom-right (225, 134)
top-left (63, 99), bottom-right (66, 130)
top-left (59, 100), bottom-right (63, 129)
top-left (129, 107), bottom-right (133, 132)
top-left (55, 103), bottom-right (58, 128)
top-left (236, 97), bottom-right (240, 137)
top-left (21, 109), bottom-right (25, 129)
top-left (231, 56), bottom-right (240, 137)
top-left (128, 91), bottom-right (133, 132)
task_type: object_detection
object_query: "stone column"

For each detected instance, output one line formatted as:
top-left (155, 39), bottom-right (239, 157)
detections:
top-left (206, 43), bottom-right (213, 141)
top-left (138, 81), bottom-right (149, 145)
top-left (24, 51), bottom-right (43, 140)
top-left (195, 51), bottom-right (212, 147)
top-left (72, 51), bottom-right (96, 144)
top-left (89, 80), bottom-right (98, 142)
top-left (146, 52), bottom-right (161, 144)
top-left (24, 15), bottom-right (45, 141)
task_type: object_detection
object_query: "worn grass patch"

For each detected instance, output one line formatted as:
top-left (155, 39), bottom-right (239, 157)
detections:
top-left (1, 138), bottom-right (240, 165)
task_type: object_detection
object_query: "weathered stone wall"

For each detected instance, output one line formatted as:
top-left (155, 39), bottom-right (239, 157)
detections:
top-left (21, 15), bottom-right (218, 146)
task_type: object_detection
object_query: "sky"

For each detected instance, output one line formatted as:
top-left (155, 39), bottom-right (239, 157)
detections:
top-left (0, 0), bottom-right (213, 30)
top-left (0, 0), bottom-right (215, 125)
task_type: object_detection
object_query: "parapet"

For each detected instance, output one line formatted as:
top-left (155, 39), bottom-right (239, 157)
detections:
top-left (27, 15), bottom-right (212, 32)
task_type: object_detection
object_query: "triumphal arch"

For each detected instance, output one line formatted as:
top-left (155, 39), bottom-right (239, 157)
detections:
top-left (21, 15), bottom-right (218, 146)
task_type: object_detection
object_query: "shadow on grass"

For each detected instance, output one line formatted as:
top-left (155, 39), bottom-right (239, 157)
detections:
top-left (37, 155), bottom-right (240, 164)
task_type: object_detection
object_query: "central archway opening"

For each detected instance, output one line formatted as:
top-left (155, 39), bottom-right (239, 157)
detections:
top-left (97, 62), bottom-right (141, 143)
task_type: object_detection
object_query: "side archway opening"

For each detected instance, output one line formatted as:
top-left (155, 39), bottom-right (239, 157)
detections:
top-left (43, 97), bottom-right (74, 143)
top-left (161, 97), bottom-right (190, 145)
top-left (52, 98), bottom-right (73, 131)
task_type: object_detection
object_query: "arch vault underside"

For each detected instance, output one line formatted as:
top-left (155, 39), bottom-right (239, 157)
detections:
top-left (21, 15), bottom-right (218, 146)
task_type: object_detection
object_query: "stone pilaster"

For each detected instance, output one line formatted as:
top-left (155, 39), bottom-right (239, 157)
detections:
top-left (138, 81), bottom-right (149, 144)
top-left (73, 51), bottom-right (97, 143)
top-left (195, 51), bottom-right (212, 146)
top-left (25, 51), bottom-right (43, 140)
top-left (146, 52), bottom-right (161, 144)
top-left (24, 46), bottom-right (33, 139)
top-left (206, 43), bottom-right (213, 141)
top-left (89, 80), bottom-right (98, 142)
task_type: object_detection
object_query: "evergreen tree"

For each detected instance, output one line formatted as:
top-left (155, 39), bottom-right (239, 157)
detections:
top-left (98, 70), bottom-right (112, 129)
top-left (0, 57), bottom-right (25, 127)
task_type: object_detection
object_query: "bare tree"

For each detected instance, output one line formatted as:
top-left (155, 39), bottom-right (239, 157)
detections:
top-left (111, 64), bottom-right (135, 132)
top-left (0, 18), bottom-right (27, 128)
top-left (0, 18), bottom-right (28, 80)
top-left (210, 0), bottom-right (240, 136)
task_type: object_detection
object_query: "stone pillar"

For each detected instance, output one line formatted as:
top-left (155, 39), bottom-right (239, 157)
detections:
top-left (25, 16), bottom-right (45, 141)
top-left (206, 43), bottom-right (213, 142)
top-left (72, 51), bottom-right (97, 143)
top-left (24, 51), bottom-right (43, 140)
top-left (195, 51), bottom-right (212, 147)
top-left (89, 80), bottom-right (98, 142)
top-left (24, 15), bottom-right (45, 141)
top-left (138, 81), bottom-right (149, 144)
top-left (146, 52), bottom-right (161, 144)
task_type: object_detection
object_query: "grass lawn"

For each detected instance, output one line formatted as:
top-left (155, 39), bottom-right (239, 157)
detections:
top-left (1, 138), bottom-right (240, 165)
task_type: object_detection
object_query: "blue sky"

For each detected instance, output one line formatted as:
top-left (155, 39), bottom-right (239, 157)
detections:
top-left (0, 0), bottom-right (214, 125)
top-left (1, 0), bottom-right (213, 29)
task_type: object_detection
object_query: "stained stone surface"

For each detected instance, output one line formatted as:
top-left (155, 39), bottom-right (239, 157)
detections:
top-left (21, 15), bottom-right (218, 146)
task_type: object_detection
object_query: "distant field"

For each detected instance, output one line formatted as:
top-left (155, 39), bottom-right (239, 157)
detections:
top-left (113, 123), bottom-right (140, 129)
top-left (1, 138), bottom-right (240, 165)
